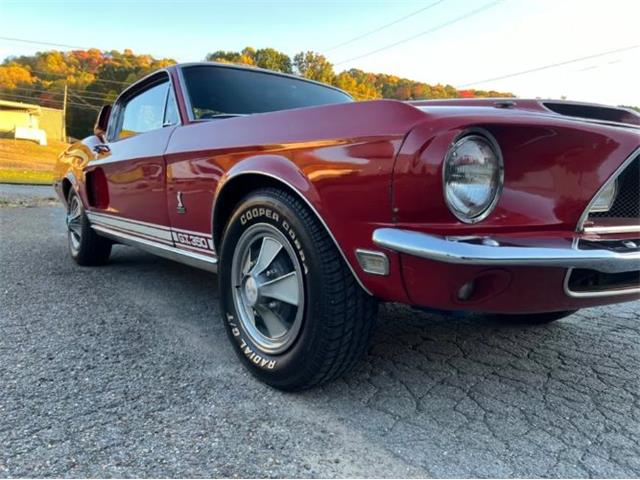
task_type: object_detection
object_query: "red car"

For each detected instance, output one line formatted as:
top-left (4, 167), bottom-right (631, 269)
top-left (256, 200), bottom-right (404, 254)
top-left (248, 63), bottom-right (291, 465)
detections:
top-left (54, 63), bottom-right (640, 390)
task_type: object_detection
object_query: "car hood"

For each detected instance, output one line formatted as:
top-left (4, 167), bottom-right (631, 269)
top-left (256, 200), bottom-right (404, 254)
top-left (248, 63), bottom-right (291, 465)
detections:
top-left (408, 98), bottom-right (640, 130)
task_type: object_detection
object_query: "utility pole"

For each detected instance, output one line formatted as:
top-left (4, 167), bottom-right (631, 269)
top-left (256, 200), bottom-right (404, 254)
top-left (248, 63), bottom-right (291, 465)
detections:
top-left (62, 82), bottom-right (67, 141)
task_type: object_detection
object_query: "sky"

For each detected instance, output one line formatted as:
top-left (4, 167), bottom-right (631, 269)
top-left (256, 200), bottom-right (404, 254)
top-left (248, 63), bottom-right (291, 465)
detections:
top-left (1, 0), bottom-right (639, 106)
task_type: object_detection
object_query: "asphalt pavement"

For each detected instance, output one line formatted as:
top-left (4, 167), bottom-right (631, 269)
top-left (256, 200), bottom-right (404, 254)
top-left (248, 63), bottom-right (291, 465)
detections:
top-left (1, 185), bottom-right (639, 477)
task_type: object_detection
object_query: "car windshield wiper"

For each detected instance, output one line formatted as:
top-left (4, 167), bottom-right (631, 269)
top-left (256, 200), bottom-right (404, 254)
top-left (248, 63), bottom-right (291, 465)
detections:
top-left (197, 113), bottom-right (249, 121)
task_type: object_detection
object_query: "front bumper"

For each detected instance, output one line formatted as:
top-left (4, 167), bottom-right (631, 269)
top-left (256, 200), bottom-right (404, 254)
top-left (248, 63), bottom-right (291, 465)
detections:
top-left (373, 228), bottom-right (640, 274)
top-left (372, 228), bottom-right (639, 312)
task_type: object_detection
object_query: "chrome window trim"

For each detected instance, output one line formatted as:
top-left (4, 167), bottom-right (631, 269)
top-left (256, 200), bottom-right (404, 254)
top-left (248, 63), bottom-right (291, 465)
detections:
top-left (442, 129), bottom-right (504, 224)
top-left (212, 170), bottom-right (373, 295)
top-left (563, 267), bottom-right (640, 298)
top-left (576, 146), bottom-right (640, 232)
top-left (175, 66), bottom-right (196, 122)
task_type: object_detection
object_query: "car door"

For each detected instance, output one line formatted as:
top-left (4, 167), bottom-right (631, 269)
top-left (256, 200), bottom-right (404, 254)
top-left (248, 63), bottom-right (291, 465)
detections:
top-left (85, 72), bottom-right (179, 247)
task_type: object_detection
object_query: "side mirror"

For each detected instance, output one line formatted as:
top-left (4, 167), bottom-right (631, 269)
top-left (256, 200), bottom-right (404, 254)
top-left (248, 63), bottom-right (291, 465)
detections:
top-left (94, 105), bottom-right (112, 141)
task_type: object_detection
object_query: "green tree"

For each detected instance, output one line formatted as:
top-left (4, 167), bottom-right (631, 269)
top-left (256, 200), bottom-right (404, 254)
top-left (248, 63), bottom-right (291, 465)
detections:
top-left (253, 48), bottom-right (292, 73)
top-left (293, 51), bottom-right (334, 84)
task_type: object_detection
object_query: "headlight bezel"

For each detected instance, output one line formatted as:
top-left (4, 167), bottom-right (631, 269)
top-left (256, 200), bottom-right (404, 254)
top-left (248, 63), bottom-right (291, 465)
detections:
top-left (442, 129), bottom-right (504, 224)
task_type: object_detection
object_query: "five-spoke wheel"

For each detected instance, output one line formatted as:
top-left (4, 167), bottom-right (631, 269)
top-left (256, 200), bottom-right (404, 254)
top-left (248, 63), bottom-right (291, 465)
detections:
top-left (66, 193), bottom-right (84, 255)
top-left (65, 189), bottom-right (112, 266)
top-left (219, 188), bottom-right (377, 391)
top-left (231, 224), bottom-right (305, 354)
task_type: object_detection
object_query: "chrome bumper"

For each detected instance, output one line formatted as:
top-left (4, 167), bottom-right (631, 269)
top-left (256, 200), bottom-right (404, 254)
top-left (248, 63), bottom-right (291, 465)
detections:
top-left (372, 228), bottom-right (640, 274)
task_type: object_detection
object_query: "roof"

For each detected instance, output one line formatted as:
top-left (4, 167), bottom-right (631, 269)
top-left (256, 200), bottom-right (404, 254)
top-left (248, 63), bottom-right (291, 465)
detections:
top-left (116, 62), bottom-right (351, 103)
top-left (0, 98), bottom-right (42, 114)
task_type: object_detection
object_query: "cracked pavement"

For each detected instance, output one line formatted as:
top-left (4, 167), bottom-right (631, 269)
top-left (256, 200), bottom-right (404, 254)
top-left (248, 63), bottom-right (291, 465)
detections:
top-left (1, 186), bottom-right (639, 477)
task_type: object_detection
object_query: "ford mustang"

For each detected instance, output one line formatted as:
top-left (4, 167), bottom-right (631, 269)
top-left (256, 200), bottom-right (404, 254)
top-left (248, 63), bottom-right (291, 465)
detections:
top-left (54, 62), bottom-right (640, 390)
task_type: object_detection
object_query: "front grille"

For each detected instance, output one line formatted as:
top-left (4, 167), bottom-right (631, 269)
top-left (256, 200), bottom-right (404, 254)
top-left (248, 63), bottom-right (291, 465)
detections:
top-left (590, 155), bottom-right (639, 220)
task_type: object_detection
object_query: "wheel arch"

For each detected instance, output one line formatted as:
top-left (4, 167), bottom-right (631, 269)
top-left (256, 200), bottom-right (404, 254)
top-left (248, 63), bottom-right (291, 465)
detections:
top-left (211, 169), bottom-right (372, 295)
top-left (59, 172), bottom-right (80, 206)
top-left (61, 177), bottom-right (73, 202)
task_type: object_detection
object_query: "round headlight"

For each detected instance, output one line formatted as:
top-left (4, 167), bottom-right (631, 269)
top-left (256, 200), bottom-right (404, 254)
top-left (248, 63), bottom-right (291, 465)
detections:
top-left (443, 133), bottom-right (503, 223)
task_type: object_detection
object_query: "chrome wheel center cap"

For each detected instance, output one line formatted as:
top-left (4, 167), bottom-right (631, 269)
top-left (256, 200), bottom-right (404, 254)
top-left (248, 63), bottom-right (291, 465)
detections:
top-left (244, 276), bottom-right (259, 306)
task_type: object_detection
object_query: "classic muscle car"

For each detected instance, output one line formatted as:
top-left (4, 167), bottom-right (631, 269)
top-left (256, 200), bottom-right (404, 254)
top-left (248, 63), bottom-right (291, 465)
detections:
top-left (54, 62), bottom-right (640, 390)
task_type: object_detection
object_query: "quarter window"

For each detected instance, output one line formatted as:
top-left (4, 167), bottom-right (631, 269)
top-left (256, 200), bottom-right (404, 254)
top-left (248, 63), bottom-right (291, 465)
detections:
top-left (163, 86), bottom-right (180, 127)
top-left (118, 80), bottom-right (170, 139)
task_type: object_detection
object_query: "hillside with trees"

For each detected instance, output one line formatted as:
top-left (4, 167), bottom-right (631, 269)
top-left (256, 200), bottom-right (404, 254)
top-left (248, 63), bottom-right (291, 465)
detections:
top-left (1, 47), bottom-right (515, 138)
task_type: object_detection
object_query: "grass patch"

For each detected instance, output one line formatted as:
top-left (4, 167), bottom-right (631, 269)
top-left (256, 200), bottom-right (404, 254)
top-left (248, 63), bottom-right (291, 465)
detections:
top-left (0, 138), bottom-right (67, 185)
top-left (0, 168), bottom-right (54, 185)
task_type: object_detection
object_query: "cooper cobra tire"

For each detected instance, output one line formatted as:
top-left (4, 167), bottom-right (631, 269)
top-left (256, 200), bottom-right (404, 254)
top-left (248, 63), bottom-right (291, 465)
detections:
top-left (66, 189), bottom-right (112, 266)
top-left (494, 310), bottom-right (578, 324)
top-left (218, 187), bottom-right (378, 391)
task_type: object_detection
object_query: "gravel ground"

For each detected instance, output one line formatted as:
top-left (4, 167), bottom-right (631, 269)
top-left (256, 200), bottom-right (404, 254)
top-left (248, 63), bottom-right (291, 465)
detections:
top-left (1, 186), bottom-right (639, 477)
top-left (0, 184), bottom-right (57, 207)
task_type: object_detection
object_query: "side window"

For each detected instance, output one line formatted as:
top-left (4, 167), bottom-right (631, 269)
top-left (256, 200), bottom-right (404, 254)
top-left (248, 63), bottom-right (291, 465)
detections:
top-left (118, 81), bottom-right (169, 139)
top-left (163, 86), bottom-right (180, 127)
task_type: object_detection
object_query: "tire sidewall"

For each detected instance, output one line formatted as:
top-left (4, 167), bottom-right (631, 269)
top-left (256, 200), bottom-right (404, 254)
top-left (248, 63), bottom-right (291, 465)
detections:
top-left (218, 192), bottom-right (327, 387)
top-left (66, 190), bottom-right (84, 260)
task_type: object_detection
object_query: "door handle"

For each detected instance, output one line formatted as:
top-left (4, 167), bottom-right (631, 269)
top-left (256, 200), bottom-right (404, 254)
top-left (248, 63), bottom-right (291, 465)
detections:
top-left (93, 144), bottom-right (110, 154)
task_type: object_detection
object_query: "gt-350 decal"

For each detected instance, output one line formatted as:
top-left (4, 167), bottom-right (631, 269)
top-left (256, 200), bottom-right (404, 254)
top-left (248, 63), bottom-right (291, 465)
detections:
top-left (171, 231), bottom-right (215, 253)
top-left (87, 212), bottom-right (215, 254)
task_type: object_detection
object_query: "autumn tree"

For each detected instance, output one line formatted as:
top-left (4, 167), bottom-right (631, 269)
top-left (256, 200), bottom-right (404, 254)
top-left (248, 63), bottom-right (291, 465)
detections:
top-left (0, 63), bottom-right (34, 89)
top-left (333, 71), bottom-right (379, 100)
top-left (1, 46), bottom-right (521, 138)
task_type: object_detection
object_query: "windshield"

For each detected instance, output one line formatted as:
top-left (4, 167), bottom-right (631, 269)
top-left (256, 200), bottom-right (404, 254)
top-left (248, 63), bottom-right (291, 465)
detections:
top-left (181, 65), bottom-right (352, 120)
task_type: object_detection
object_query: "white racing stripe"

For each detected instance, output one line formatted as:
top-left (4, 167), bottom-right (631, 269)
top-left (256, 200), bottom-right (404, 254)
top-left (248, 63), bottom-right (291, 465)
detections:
top-left (91, 221), bottom-right (174, 246)
top-left (87, 211), bottom-right (215, 254)
top-left (89, 211), bottom-right (171, 231)
top-left (87, 213), bottom-right (173, 242)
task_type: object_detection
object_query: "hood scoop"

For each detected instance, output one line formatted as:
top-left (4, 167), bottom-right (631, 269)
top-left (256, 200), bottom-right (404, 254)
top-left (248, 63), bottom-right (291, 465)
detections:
top-left (542, 101), bottom-right (640, 127)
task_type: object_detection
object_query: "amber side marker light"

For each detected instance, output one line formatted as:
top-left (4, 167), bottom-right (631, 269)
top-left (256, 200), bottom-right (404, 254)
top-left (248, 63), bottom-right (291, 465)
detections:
top-left (355, 249), bottom-right (389, 276)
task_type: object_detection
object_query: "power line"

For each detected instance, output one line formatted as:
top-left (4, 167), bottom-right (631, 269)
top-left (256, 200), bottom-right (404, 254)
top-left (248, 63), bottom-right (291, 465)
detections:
top-left (68, 92), bottom-right (106, 110)
top-left (325, 0), bottom-right (446, 52)
top-left (0, 92), bottom-right (99, 111)
top-left (334, 0), bottom-right (503, 66)
top-left (27, 68), bottom-right (133, 87)
top-left (0, 36), bottom-right (90, 50)
top-left (69, 89), bottom-right (115, 102)
top-left (457, 44), bottom-right (639, 88)
top-left (7, 86), bottom-right (115, 103)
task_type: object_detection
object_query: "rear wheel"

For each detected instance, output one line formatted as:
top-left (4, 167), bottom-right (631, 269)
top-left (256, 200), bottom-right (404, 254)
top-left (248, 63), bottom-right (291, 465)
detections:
top-left (218, 188), bottom-right (377, 391)
top-left (494, 310), bottom-right (578, 324)
top-left (66, 190), bottom-right (112, 266)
